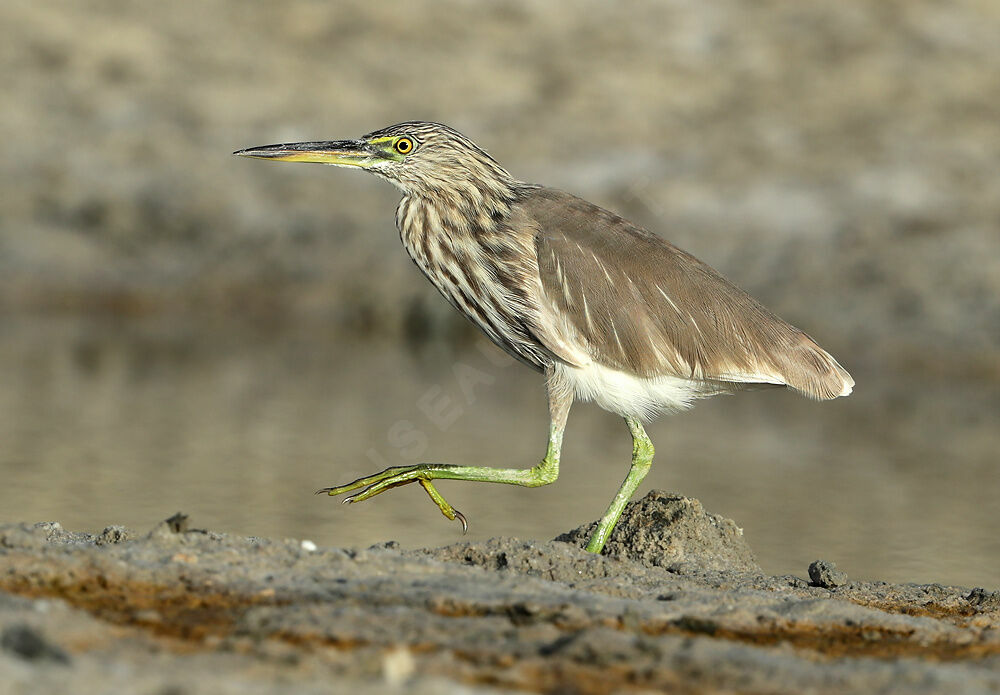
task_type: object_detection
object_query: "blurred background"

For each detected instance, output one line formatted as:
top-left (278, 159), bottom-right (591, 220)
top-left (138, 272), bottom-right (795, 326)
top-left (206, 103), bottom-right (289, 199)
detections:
top-left (1, 0), bottom-right (997, 587)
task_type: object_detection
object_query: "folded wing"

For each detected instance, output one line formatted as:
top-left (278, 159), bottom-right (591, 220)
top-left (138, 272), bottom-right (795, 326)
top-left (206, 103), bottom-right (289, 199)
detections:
top-left (519, 188), bottom-right (853, 400)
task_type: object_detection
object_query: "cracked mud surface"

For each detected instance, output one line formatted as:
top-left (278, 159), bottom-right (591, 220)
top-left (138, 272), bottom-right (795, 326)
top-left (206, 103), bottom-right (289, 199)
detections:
top-left (2, 493), bottom-right (997, 694)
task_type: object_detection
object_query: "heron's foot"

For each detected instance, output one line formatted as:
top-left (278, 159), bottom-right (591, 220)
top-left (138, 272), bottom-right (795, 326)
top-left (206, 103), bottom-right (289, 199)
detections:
top-left (317, 464), bottom-right (468, 533)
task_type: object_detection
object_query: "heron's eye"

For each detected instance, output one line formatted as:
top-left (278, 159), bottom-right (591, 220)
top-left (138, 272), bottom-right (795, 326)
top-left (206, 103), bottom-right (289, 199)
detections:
top-left (394, 137), bottom-right (414, 155)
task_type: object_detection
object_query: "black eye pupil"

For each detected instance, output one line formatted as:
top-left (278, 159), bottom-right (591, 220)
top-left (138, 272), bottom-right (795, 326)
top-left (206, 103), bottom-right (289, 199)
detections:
top-left (398, 139), bottom-right (411, 153)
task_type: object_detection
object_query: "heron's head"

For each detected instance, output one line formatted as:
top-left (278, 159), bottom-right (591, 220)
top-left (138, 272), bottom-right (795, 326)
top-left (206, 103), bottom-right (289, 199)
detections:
top-left (234, 121), bottom-right (514, 199)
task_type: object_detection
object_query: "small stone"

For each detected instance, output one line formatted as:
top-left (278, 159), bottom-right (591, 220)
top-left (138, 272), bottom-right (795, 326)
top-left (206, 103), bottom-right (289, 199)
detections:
top-left (32, 521), bottom-right (64, 536)
top-left (1, 624), bottom-right (71, 664)
top-left (96, 525), bottom-right (133, 545)
top-left (164, 513), bottom-right (190, 533)
top-left (300, 539), bottom-right (317, 552)
top-left (965, 587), bottom-right (1000, 612)
top-left (369, 540), bottom-right (400, 551)
top-left (808, 559), bottom-right (848, 588)
top-left (147, 513), bottom-right (193, 542)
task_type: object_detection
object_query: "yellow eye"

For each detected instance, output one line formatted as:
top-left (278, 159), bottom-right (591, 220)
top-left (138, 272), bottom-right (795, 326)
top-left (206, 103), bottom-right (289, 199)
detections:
top-left (394, 137), bottom-right (413, 154)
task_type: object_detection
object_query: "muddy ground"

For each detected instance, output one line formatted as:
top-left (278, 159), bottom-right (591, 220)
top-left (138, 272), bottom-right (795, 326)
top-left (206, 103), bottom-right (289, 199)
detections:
top-left (2, 492), bottom-right (998, 694)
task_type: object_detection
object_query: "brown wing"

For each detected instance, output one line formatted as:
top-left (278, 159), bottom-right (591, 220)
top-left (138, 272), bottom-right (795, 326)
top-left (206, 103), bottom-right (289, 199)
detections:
top-left (518, 187), bottom-right (853, 400)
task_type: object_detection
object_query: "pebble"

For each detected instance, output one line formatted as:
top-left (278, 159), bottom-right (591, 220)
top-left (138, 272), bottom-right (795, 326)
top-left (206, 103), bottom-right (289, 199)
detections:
top-left (808, 559), bottom-right (848, 589)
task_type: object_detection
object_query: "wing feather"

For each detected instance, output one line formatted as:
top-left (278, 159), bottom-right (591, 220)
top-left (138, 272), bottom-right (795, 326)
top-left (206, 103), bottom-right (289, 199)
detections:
top-left (518, 188), bottom-right (853, 399)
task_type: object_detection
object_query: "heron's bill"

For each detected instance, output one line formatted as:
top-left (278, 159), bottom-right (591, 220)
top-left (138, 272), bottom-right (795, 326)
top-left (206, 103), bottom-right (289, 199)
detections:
top-left (233, 140), bottom-right (374, 168)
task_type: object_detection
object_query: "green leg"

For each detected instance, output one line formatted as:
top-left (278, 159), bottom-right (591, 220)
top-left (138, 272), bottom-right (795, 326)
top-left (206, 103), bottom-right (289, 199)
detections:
top-left (585, 416), bottom-right (654, 554)
top-left (320, 387), bottom-right (572, 533)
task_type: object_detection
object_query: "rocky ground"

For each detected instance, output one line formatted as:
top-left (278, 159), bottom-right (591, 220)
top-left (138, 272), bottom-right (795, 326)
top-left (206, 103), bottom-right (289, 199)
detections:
top-left (2, 492), bottom-right (998, 694)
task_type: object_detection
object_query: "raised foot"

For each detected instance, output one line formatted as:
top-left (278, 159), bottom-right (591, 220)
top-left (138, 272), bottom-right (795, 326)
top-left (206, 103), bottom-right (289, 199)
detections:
top-left (317, 464), bottom-right (468, 533)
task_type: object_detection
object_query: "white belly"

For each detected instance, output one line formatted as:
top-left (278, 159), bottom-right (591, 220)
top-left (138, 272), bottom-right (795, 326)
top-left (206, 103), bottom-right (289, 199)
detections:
top-left (552, 361), bottom-right (730, 420)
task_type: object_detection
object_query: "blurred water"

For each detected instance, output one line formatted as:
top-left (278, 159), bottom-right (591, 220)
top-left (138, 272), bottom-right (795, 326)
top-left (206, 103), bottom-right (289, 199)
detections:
top-left (0, 315), bottom-right (997, 588)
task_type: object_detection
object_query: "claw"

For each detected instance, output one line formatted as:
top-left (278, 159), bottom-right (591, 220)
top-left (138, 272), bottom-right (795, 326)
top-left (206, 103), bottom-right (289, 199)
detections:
top-left (454, 509), bottom-right (469, 534)
top-left (317, 465), bottom-right (467, 534)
